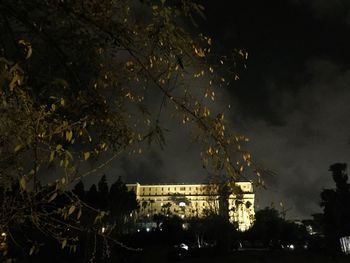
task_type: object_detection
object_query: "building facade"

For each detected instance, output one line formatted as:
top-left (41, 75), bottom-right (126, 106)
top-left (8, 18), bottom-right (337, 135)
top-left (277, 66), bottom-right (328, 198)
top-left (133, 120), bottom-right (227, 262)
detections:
top-left (126, 182), bottom-right (255, 231)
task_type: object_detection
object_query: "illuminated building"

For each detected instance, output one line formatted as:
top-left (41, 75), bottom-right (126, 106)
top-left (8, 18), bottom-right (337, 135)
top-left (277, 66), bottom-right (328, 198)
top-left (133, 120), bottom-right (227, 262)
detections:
top-left (126, 182), bottom-right (255, 231)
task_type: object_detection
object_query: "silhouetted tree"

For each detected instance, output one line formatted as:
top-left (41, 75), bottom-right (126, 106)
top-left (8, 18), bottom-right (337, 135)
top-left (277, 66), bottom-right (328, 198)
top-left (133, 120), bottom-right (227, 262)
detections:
top-left (320, 163), bottom-right (350, 252)
top-left (98, 175), bottom-right (109, 210)
top-left (86, 184), bottom-right (98, 209)
top-left (246, 207), bottom-right (307, 247)
top-left (109, 177), bottom-right (138, 234)
top-left (73, 181), bottom-right (85, 201)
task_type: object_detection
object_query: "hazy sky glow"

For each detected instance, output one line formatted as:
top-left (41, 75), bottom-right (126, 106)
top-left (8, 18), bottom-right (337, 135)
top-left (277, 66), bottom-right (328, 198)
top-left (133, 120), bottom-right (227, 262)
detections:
top-left (83, 0), bottom-right (350, 219)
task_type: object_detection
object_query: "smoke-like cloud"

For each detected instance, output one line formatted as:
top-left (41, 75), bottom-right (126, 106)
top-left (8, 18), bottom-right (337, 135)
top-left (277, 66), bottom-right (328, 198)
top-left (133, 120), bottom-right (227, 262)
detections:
top-left (242, 58), bottom-right (350, 218)
top-left (80, 0), bottom-right (350, 220)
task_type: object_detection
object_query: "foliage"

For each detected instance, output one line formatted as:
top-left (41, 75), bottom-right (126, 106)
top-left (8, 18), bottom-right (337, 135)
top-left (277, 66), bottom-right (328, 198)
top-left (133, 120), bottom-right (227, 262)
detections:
top-left (245, 207), bottom-right (308, 247)
top-left (320, 163), bottom-right (350, 252)
top-left (0, 0), bottom-right (253, 259)
top-left (189, 215), bottom-right (238, 251)
top-left (2, 176), bottom-right (138, 261)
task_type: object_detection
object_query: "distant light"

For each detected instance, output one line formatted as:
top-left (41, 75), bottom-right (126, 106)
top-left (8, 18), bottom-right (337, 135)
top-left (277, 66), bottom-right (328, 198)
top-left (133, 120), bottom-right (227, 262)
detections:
top-left (340, 236), bottom-right (350, 255)
top-left (181, 215), bottom-right (185, 219)
top-left (179, 202), bottom-right (186, 207)
top-left (179, 243), bottom-right (189, 250)
top-left (137, 229), bottom-right (140, 232)
top-left (146, 228), bottom-right (150, 232)
top-left (1, 233), bottom-right (6, 237)
top-left (101, 227), bottom-right (106, 233)
top-left (288, 244), bottom-right (295, 250)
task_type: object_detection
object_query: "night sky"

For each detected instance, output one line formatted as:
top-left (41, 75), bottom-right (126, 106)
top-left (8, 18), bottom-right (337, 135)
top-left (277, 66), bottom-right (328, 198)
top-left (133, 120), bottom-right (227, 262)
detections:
top-left (96, 0), bottom-right (350, 219)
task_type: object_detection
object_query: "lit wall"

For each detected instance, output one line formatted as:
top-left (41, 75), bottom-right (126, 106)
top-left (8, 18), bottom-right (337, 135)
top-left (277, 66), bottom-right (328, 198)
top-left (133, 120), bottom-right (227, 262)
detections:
top-left (126, 182), bottom-right (255, 231)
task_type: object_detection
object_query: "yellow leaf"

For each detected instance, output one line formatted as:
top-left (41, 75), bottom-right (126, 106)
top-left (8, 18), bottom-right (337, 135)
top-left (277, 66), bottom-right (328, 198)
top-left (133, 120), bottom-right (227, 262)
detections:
top-left (48, 192), bottom-right (57, 203)
top-left (29, 246), bottom-right (35, 256)
top-left (60, 98), bottom-right (65, 106)
top-left (65, 130), bottom-right (73, 142)
top-left (18, 40), bottom-right (32, 60)
top-left (77, 209), bottom-right (82, 220)
top-left (49, 151), bottom-right (55, 162)
top-left (68, 205), bottom-right (76, 215)
top-left (14, 145), bottom-right (22, 152)
top-left (83, 152), bottom-right (90, 160)
top-left (56, 144), bottom-right (63, 151)
top-left (194, 47), bottom-right (205, 58)
top-left (19, 176), bottom-right (26, 191)
top-left (62, 239), bottom-right (67, 249)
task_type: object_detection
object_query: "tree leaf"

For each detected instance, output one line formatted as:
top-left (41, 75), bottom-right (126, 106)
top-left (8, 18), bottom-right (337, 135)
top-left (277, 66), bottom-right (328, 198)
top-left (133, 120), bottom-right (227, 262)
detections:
top-left (62, 239), bottom-right (67, 249)
top-left (83, 152), bottom-right (90, 160)
top-left (65, 130), bottom-right (73, 142)
top-left (68, 205), bottom-right (76, 215)
top-left (56, 144), bottom-right (63, 151)
top-left (14, 144), bottom-right (22, 152)
top-left (18, 40), bottom-right (32, 60)
top-left (19, 176), bottom-right (26, 191)
top-left (77, 209), bottom-right (82, 220)
top-left (49, 151), bottom-right (55, 162)
top-left (48, 192), bottom-right (58, 203)
top-left (29, 245), bottom-right (35, 255)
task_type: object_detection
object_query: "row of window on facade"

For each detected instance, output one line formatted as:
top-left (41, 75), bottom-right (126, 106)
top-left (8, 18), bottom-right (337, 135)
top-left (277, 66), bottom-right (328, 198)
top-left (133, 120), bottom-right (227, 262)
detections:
top-left (140, 201), bottom-right (208, 207)
top-left (138, 185), bottom-right (251, 194)
top-left (139, 197), bottom-right (217, 202)
top-left (141, 186), bottom-right (205, 192)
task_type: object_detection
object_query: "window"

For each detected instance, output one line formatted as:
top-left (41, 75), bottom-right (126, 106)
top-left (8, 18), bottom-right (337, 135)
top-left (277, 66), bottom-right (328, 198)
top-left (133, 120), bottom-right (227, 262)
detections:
top-left (180, 187), bottom-right (185, 191)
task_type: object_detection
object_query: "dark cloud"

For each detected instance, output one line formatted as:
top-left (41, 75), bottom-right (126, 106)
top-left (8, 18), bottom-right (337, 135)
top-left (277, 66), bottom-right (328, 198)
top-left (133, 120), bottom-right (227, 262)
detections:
top-left (290, 0), bottom-right (350, 25)
top-left (243, 58), bottom-right (350, 218)
top-left (81, 1), bottom-right (350, 220)
top-left (197, 0), bottom-right (350, 218)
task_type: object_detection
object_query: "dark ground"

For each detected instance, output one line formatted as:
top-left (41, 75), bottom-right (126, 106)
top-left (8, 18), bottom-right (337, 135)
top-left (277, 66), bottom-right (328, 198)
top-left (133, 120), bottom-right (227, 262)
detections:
top-left (127, 244), bottom-right (349, 263)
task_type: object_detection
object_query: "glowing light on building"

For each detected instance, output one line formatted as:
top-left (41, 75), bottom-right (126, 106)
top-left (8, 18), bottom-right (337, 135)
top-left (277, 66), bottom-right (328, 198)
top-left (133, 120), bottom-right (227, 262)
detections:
top-left (126, 182), bottom-right (255, 231)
